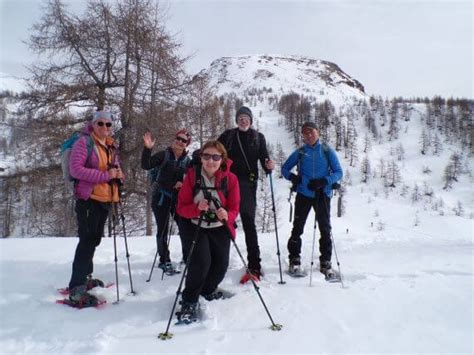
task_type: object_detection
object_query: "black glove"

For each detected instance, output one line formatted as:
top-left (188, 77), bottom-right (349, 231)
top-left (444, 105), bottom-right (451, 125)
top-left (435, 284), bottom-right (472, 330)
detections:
top-left (289, 173), bottom-right (301, 186)
top-left (308, 178), bottom-right (327, 191)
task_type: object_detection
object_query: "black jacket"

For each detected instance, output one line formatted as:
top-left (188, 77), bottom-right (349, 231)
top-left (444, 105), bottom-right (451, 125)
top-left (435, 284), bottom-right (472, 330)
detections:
top-left (217, 128), bottom-right (270, 182)
top-left (141, 147), bottom-right (190, 192)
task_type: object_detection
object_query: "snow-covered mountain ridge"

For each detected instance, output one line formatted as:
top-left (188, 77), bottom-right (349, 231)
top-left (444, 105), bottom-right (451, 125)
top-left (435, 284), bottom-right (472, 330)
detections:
top-left (201, 54), bottom-right (366, 104)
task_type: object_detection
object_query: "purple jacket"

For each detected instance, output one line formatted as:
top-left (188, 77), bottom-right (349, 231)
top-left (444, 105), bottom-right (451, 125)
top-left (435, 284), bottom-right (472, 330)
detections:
top-left (69, 125), bottom-right (119, 200)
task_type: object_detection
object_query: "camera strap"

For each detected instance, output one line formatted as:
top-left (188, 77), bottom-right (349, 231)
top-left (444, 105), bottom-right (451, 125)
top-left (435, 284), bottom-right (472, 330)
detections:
top-left (236, 130), bottom-right (253, 176)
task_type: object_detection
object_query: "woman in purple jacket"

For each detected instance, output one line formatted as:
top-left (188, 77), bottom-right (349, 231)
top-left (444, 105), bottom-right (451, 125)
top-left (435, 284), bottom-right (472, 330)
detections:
top-left (67, 110), bottom-right (124, 308)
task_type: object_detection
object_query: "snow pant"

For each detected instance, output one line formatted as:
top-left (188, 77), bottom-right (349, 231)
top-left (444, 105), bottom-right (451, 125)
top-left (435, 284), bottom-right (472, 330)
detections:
top-left (69, 199), bottom-right (110, 289)
top-left (288, 191), bottom-right (332, 263)
top-left (152, 191), bottom-right (185, 263)
top-left (239, 180), bottom-right (261, 271)
top-left (180, 219), bottom-right (230, 303)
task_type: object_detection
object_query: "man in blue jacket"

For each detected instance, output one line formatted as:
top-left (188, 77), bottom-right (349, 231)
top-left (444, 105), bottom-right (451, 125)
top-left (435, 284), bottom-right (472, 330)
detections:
top-left (281, 121), bottom-right (343, 278)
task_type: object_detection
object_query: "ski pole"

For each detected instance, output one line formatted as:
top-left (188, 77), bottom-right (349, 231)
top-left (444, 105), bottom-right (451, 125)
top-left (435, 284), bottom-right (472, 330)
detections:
top-left (210, 195), bottom-right (282, 331)
top-left (228, 230), bottom-right (283, 331)
top-left (116, 199), bottom-right (136, 295)
top-left (309, 211), bottom-right (318, 287)
top-left (322, 191), bottom-right (345, 289)
top-left (146, 195), bottom-right (173, 282)
top-left (158, 213), bottom-right (205, 341)
top-left (268, 173), bottom-right (285, 285)
top-left (109, 204), bottom-right (120, 303)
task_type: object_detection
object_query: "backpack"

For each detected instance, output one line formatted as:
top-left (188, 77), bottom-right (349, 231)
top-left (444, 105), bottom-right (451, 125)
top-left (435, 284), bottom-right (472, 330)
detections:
top-left (149, 149), bottom-right (191, 192)
top-left (148, 150), bottom-right (170, 185)
top-left (60, 132), bottom-right (94, 182)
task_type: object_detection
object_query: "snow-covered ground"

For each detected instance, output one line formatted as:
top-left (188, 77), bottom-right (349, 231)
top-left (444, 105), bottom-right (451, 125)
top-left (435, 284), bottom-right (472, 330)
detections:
top-left (1, 194), bottom-right (472, 354)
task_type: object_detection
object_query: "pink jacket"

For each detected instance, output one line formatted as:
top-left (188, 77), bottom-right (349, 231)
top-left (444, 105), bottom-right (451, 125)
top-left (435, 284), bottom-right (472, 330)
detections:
top-left (69, 124), bottom-right (119, 200)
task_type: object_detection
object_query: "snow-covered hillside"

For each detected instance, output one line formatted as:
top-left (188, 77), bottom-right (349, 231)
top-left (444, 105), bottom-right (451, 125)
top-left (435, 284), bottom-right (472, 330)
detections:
top-left (202, 55), bottom-right (366, 105)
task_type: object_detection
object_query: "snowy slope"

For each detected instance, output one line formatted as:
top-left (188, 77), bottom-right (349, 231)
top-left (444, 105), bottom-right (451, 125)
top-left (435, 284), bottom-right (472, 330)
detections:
top-left (203, 55), bottom-right (366, 105)
top-left (0, 184), bottom-right (472, 354)
top-left (1, 95), bottom-right (473, 355)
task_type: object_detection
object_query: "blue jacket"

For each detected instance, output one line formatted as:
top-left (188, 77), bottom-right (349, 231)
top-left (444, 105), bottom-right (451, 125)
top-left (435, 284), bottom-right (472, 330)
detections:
top-left (281, 140), bottom-right (343, 198)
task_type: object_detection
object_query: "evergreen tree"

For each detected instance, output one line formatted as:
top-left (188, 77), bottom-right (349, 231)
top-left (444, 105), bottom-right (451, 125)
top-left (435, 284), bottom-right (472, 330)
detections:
top-left (387, 100), bottom-right (400, 140)
top-left (420, 129), bottom-right (430, 155)
top-left (360, 156), bottom-right (371, 183)
top-left (386, 160), bottom-right (401, 187)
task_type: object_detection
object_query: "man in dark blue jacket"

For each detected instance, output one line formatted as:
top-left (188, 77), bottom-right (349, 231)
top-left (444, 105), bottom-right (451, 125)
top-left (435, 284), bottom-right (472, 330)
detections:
top-left (281, 121), bottom-right (343, 278)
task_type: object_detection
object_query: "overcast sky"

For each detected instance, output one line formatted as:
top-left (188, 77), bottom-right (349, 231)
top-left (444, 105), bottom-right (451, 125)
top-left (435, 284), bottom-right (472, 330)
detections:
top-left (1, 0), bottom-right (472, 98)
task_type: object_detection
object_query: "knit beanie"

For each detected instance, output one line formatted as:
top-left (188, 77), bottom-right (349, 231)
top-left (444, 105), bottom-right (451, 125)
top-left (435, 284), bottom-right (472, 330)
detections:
top-left (301, 121), bottom-right (318, 132)
top-left (235, 106), bottom-right (253, 124)
top-left (92, 110), bottom-right (113, 123)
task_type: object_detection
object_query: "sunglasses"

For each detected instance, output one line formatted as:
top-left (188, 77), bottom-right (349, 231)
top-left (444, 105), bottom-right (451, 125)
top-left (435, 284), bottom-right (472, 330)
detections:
top-left (96, 121), bottom-right (112, 127)
top-left (201, 153), bottom-right (222, 161)
top-left (175, 136), bottom-right (188, 144)
top-left (238, 116), bottom-right (251, 123)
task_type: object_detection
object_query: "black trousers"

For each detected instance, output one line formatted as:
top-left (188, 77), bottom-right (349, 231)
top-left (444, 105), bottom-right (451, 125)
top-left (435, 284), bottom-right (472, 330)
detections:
top-left (180, 219), bottom-right (230, 303)
top-left (239, 180), bottom-right (261, 271)
top-left (288, 192), bottom-right (332, 263)
top-left (151, 192), bottom-right (185, 263)
top-left (69, 199), bottom-right (110, 289)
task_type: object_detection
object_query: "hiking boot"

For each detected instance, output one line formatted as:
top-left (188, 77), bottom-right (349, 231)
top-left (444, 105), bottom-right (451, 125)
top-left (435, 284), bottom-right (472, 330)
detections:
top-left (289, 257), bottom-right (303, 275)
top-left (86, 275), bottom-right (105, 290)
top-left (201, 287), bottom-right (235, 301)
top-left (320, 260), bottom-right (341, 281)
top-left (202, 289), bottom-right (224, 301)
top-left (159, 262), bottom-right (178, 276)
top-left (69, 285), bottom-right (100, 308)
top-left (176, 301), bottom-right (200, 324)
top-left (320, 260), bottom-right (332, 274)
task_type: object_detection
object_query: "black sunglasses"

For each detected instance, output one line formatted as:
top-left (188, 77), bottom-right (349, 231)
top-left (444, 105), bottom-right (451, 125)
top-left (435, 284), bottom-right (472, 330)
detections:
top-left (96, 121), bottom-right (112, 127)
top-left (175, 136), bottom-right (188, 144)
top-left (201, 153), bottom-right (222, 161)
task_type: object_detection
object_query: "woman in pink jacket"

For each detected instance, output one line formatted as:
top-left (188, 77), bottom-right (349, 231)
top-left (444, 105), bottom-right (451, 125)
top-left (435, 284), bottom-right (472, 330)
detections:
top-left (67, 110), bottom-right (124, 308)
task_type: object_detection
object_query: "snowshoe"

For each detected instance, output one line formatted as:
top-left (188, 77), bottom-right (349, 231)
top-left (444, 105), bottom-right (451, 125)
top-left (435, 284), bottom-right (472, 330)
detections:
top-left (322, 268), bottom-right (341, 283)
top-left (320, 261), bottom-right (341, 283)
top-left (56, 297), bottom-right (106, 309)
top-left (57, 285), bottom-right (106, 309)
top-left (287, 264), bottom-right (307, 278)
top-left (287, 257), bottom-right (307, 277)
top-left (175, 301), bottom-right (201, 325)
top-left (159, 262), bottom-right (181, 276)
top-left (239, 269), bottom-right (261, 284)
top-left (201, 288), bottom-right (235, 301)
